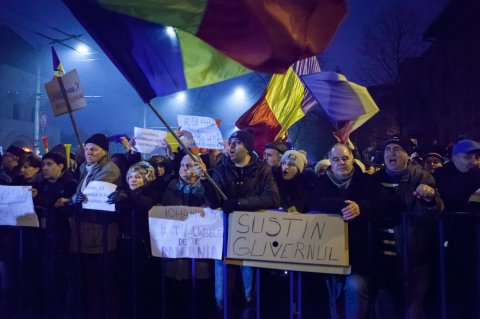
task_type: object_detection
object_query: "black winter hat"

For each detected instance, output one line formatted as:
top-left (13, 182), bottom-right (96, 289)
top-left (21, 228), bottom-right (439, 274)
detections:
top-left (6, 145), bottom-right (26, 158)
top-left (229, 130), bottom-right (254, 154)
top-left (384, 136), bottom-right (412, 155)
top-left (85, 133), bottom-right (109, 152)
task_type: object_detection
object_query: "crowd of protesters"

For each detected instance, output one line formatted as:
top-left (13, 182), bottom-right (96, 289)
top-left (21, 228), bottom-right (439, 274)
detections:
top-left (0, 130), bottom-right (479, 319)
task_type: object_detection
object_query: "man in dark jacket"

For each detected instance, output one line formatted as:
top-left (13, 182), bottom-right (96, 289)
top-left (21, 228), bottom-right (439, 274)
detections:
top-left (434, 139), bottom-right (480, 318)
top-left (308, 143), bottom-right (393, 319)
top-left (35, 151), bottom-right (78, 231)
top-left (198, 129), bottom-right (280, 317)
top-left (375, 136), bottom-right (443, 319)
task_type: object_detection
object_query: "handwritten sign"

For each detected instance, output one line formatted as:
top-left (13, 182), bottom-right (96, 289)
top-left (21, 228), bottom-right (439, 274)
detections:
top-left (44, 69), bottom-right (87, 116)
top-left (0, 186), bottom-right (39, 227)
top-left (177, 115), bottom-right (223, 149)
top-left (82, 181), bottom-right (116, 212)
top-left (133, 127), bottom-right (168, 154)
top-left (227, 211), bottom-right (350, 274)
top-left (149, 206), bottom-right (223, 259)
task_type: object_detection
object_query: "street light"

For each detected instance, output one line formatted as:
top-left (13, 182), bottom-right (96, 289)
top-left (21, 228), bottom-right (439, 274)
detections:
top-left (76, 44), bottom-right (89, 54)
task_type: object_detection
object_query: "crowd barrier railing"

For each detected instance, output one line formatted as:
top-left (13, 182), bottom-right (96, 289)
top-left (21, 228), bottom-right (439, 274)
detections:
top-left (0, 208), bottom-right (479, 319)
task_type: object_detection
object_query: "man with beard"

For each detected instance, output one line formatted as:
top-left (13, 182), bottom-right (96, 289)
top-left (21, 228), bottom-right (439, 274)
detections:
top-left (375, 136), bottom-right (443, 319)
top-left (197, 129), bottom-right (279, 318)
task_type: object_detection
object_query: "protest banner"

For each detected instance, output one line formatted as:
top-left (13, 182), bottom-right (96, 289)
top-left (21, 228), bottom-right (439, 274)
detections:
top-left (0, 186), bottom-right (39, 227)
top-left (227, 211), bottom-right (350, 274)
top-left (149, 206), bottom-right (223, 259)
top-left (177, 115), bottom-right (223, 149)
top-left (44, 69), bottom-right (87, 116)
top-left (133, 127), bottom-right (168, 154)
top-left (82, 181), bottom-right (116, 212)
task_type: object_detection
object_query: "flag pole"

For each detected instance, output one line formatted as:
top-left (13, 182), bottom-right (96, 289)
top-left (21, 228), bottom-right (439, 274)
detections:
top-left (147, 101), bottom-right (227, 200)
top-left (57, 76), bottom-right (84, 154)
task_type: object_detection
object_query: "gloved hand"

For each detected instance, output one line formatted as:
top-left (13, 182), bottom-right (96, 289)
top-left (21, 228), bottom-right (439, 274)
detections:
top-left (222, 198), bottom-right (239, 214)
top-left (106, 190), bottom-right (129, 204)
top-left (70, 193), bottom-right (86, 206)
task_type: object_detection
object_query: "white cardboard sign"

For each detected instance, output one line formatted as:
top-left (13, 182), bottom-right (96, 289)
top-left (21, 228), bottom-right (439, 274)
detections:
top-left (0, 186), bottom-right (39, 227)
top-left (44, 69), bottom-right (87, 116)
top-left (82, 181), bottom-right (117, 212)
top-left (227, 211), bottom-right (350, 274)
top-left (133, 127), bottom-right (168, 154)
top-left (177, 115), bottom-right (223, 149)
top-left (148, 206), bottom-right (223, 259)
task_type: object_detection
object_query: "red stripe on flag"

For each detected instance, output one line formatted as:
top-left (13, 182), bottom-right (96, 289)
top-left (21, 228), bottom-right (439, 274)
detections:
top-left (236, 91), bottom-right (281, 155)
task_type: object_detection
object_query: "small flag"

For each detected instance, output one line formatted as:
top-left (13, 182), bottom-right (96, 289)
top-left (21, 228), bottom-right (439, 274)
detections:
top-left (51, 47), bottom-right (65, 77)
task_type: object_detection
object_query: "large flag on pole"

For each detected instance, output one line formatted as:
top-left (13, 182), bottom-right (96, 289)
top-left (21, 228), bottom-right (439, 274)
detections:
top-left (51, 47), bottom-right (64, 77)
top-left (236, 56), bottom-right (321, 154)
top-left (92, 0), bottom-right (347, 73)
top-left (62, 0), bottom-right (251, 102)
top-left (62, 0), bottom-right (347, 102)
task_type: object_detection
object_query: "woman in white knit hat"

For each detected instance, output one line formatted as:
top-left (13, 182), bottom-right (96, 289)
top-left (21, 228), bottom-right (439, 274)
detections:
top-left (274, 150), bottom-right (316, 213)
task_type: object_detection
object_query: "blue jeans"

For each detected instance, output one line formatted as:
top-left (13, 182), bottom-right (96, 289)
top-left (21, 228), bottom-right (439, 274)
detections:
top-left (326, 274), bottom-right (369, 319)
top-left (214, 260), bottom-right (253, 307)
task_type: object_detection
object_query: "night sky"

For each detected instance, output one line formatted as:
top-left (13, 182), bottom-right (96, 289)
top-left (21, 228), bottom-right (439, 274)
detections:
top-left (0, 0), bottom-right (448, 142)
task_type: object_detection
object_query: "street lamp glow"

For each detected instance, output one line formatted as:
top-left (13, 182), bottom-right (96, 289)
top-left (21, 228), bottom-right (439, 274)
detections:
top-left (233, 87), bottom-right (246, 99)
top-left (166, 26), bottom-right (176, 38)
top-left (176, 91), bottom-right (186, 102)
top-left (77, 44), bottom-right (89, 54)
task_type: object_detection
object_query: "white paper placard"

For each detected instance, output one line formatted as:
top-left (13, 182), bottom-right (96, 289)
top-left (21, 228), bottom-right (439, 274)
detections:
top-left (149, 206), bottom-right (223, 259)
top-left (177, 115), bottom-right (223, 149)
top-left (0, 186), bottom-right (39, 227)
top-left (82, 181), bottom-right (117, 212)
top-left (133, 127), bottom-right (168, 154)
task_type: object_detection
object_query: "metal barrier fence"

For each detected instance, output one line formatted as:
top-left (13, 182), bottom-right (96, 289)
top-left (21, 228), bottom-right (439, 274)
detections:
top-left (0, 209), bottom-right (478, 319)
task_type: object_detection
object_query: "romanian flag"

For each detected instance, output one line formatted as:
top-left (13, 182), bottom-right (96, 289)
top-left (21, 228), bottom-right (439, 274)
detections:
top-left (62, 0), bottom-right (251, 102)
top-left (52, 47), bottom-right (65, 77)
top-left (301, 72), bottom-right (379, 143)
top-left (94, 0), bottom-right (347, 73)
top-left (236, 56), bottom-right (321, 154)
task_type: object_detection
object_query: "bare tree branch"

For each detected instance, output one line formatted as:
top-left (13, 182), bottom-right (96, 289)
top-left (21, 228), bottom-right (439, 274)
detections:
top-left (358, 0), bottom-right (426, 86)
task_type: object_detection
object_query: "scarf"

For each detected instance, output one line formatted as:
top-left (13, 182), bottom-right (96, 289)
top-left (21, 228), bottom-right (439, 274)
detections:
top-left (326, 167), bottom-right (355, 190)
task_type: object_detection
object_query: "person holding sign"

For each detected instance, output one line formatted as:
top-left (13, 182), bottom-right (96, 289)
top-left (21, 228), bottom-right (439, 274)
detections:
top-left (57, 133), bottom-right (121, 318)
top-left (307, 143), bottom-right (394, 319)
top-left (161, 154), bottom-right (214, 319)
top-left (197, 129), bottom-right (280, 318)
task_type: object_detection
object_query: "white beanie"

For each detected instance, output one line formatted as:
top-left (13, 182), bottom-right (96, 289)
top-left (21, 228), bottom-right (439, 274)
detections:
top-left (281, 150), bottom-right (307, 172)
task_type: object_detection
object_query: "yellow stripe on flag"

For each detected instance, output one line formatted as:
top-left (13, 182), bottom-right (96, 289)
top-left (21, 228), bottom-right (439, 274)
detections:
top-left (265, 67), bottom-right (305, 139)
